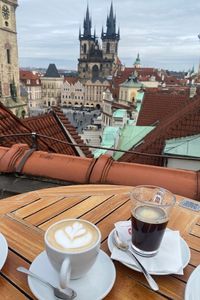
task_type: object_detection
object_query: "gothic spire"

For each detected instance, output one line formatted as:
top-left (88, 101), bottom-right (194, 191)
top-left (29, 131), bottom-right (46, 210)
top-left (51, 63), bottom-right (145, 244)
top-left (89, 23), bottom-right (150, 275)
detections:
top-left (83, 4), bottom-right (92, 37)
top-left (106, 2), bottom-right (116, 37)
top-left (102, 2), bottom-right (119, 40)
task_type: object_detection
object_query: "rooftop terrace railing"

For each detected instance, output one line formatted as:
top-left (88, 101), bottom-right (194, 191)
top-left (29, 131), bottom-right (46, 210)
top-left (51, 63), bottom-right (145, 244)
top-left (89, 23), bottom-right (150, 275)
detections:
top-left (0, 132), bottom-right (200, 162)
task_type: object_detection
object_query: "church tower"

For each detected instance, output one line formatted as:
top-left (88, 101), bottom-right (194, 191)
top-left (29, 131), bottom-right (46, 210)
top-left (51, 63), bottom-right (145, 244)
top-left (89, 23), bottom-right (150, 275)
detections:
top-left (0, 0), bottom-right (26, 116)
top-left (78, 2), bottom-right (120, 81)
top-left (78, 5), bottom-right (96, 80)
top-left (101, 2), bottom-right (120, 77)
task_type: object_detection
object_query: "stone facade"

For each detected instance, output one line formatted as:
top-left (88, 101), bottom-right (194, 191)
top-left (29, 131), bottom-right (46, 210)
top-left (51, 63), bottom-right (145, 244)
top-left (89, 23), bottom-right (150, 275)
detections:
top-left (41, 64), bottom-right (63, 107)
top-left (0, 0), bottom-right (27, 116)
top-left (84, 79), bottom-right (110, 108)
top-left (61, 79), bottom-right (84, 107)
top-left (20, 70), bottom-right (42, 109)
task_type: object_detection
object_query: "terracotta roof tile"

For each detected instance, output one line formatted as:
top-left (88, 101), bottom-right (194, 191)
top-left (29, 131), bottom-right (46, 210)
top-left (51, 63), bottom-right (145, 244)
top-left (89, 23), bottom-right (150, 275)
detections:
top-left (137, 89), bottom-right (190, 126)
top-left (22, 108), bottom-right (92, 157)
top-left (51, 106), bottom-right (92, 157)
top-left (64, 77), bottom-right (79, 85)
top-left (20, 70), bottom-right (41, 86)
top-left (120, 93), bottom-right (200, 165)
top-left (0, 102), bottom-right (92, 157)
top-left (0, 102), bottom-right (50, 152)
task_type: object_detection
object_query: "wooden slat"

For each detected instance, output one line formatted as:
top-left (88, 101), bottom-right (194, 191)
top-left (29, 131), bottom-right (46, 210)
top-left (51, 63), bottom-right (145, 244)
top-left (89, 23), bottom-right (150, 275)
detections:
top-left (190, 248), bottom-right (200, 267)
top-left (190, 224), bottom-right (200, 238)
top-left (39, 195), bottom-right (113, 230)
top-left (0, 215), bottom-right (44, 261)
top-left (35, 185), bottom-right (132, 198)
top-left (1, 250), bottom-right (37, 299)
top-left (96, 201), bottom-right (131, 241)
top-left (25, 195), bottom-right (88, 226)
top-left (105, 264), bottom-right (167, 300)
top-left (183, 233), bottom-right (200, 252)
top-left (13, 195), bottom-right (66, 218)
top-left (0, 275), bottom-right (28, 300)
top-left (0, 191), bottom-right (41, 215)
top-left (79, 194), bottom-right (130, 224)
top-left (169, 208), bottom-right (198, 235)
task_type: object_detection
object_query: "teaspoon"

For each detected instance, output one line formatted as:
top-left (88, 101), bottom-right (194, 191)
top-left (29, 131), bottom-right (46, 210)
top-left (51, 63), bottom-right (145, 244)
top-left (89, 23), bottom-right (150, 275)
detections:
top-left (112, 230), bottom-right (159, 291)
top-left (17, 266), bottom-right (77, 299)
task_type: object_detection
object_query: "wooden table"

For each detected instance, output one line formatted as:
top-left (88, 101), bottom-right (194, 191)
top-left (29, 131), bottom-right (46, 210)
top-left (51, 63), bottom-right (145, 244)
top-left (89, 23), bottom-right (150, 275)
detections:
top-left (0, 184), bottom-right (199, 300)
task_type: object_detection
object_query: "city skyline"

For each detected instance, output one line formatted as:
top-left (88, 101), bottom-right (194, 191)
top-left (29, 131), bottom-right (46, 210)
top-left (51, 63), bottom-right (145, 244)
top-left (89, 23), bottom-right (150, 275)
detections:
top-left (17, 0), bottom-right (200, 71)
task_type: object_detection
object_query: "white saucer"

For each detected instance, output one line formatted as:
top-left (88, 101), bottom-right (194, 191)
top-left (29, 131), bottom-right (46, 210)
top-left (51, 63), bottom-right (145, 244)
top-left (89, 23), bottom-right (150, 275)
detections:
top-left (108, 228), bottom-right (190, 275)
top-left (0, 233), bottom-right (8, 270)
top-left (28, 250), bottom-right (116, 300)
top-left (185, 265), bottom-right (200, 300)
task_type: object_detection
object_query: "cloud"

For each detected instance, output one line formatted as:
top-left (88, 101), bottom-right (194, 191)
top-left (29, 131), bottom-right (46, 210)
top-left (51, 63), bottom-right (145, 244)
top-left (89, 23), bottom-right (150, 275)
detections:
top-left (17, 0), bottom-right (200, 70)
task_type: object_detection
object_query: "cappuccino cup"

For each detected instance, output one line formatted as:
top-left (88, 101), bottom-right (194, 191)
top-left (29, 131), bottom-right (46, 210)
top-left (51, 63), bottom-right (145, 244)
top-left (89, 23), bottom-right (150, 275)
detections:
top-left (45, 219), bottom-right (101, 289)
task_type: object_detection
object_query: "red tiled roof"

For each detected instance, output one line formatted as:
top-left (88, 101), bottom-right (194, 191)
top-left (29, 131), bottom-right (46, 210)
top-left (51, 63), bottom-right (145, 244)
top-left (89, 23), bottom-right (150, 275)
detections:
top-left (0, 102), bottom-right (50, 152)
top-left (137, 89), bottom-right (190, 126)
top-left (64, 77), bottom-right (79, 85)
top-left (0, 102), bottom-right (91, 157)
top-left (20, 70), bottom-right (41, 86)
top-left (164, 75), bottom-right (179, 85)
top-left (51, 106), bottom-right (92, 157)
top-left (111, 67), bottom-right (162, 98)
top-left (22, 107), bottom-right (92, 158)
top-left (120, 93), bottom-right (200, 166)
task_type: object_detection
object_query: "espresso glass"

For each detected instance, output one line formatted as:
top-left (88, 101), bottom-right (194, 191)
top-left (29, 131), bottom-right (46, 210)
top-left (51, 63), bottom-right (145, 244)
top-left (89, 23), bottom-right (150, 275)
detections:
top-left (130, 185), bottom-right (176, 257)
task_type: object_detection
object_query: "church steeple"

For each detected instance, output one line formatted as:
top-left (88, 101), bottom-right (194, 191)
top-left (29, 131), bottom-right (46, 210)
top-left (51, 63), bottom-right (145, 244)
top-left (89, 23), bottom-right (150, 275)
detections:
top-left (83, 5), bottom-right (92, 38)
top-left (106, 2), bottom-right (115, 36)
top-left (102, 2), bottom-right (120, 40)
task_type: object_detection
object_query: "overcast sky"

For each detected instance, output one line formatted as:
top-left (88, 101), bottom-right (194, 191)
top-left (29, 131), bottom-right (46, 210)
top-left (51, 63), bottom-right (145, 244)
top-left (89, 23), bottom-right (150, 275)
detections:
top-left (17, 0), bottom-right (200, 71)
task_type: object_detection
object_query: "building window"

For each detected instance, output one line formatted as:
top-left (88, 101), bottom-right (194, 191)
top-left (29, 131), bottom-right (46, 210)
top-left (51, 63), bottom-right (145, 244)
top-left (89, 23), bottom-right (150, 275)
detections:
top-left (106, 43), bottom-right (110, 53)
top-left (7, 49), bottom-right (11, 64)
top-left (83, 44), bottom-right (87, 54)
top-left (10, 83), bottom-right (17, 101)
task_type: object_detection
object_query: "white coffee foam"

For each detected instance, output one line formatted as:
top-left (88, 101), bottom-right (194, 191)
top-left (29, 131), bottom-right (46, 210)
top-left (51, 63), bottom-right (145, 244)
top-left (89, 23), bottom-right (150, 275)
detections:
top-left (135, 206), bottom-right (167, 223)
top-left (54, 221), bottom-right (93, 249)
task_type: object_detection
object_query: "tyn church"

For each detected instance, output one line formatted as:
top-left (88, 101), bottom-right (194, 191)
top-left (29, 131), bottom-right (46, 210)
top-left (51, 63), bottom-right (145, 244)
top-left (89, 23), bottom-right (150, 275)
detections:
top-left (78, 2), bottom-right (120, 81)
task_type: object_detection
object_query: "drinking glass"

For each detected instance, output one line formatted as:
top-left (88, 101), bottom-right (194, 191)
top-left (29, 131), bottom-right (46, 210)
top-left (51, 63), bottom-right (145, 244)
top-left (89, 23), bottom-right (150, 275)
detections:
top-left (130, 185), bottom-right (176, 257)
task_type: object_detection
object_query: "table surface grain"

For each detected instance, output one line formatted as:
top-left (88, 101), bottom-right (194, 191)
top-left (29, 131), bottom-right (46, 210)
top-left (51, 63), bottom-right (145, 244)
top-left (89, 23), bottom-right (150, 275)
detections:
top-left (0, 184), bottom-right (199, 300)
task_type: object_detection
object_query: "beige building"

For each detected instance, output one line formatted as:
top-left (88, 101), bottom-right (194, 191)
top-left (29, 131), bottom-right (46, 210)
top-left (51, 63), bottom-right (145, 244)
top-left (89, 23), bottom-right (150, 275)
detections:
top-left (84, 79), bottom-right (110, 109)
top-left (20, 70), bottom-right (42, 109)
top-left (0, 0), bottom-right (27, 116)
top-left (61, 78), bottom-right (84, 107)
top-left (41, 64), bottom-right (63, 107)
top-left (119, 72), bottom-right (143, 106)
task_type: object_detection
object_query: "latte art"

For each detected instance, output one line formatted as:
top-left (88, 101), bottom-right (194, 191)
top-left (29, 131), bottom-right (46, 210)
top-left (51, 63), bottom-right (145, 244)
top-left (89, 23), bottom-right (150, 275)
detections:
top-left (46, 220), bottom-right (99, 252)
top-left (55, 222), bottom-right (92, 249)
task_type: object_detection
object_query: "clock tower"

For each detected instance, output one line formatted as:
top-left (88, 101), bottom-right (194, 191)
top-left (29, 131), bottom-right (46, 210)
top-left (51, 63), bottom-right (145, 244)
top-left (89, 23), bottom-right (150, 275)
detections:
top-left (0, 0), bottom-right (27, 117)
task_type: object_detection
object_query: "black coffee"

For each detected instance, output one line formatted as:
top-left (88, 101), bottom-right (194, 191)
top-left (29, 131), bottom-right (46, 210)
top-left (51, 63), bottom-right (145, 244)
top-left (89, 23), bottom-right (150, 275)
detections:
top-left (131, 205), bottom-right (168, 252)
